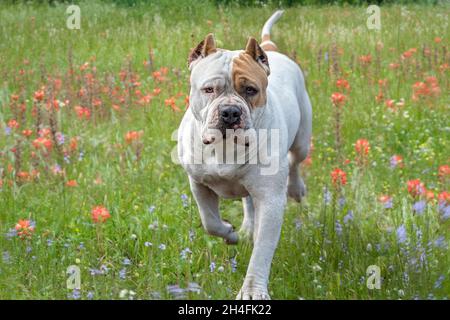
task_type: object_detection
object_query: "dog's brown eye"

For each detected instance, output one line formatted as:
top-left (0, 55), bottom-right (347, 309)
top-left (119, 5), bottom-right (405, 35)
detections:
top-left (246, 86), bottom-right (258, 96)
top-left (203, 87), bottom-right (214, 94)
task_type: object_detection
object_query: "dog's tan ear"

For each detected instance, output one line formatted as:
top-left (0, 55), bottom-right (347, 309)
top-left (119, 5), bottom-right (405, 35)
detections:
top-left (245, 37), bottom-right (270, 75)
top-left (188, 33), bottom-right (217, 69)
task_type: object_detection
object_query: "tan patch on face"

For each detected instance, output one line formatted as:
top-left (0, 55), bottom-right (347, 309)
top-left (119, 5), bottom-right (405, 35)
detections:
top-left (232, 53), bottom-right (268, 108)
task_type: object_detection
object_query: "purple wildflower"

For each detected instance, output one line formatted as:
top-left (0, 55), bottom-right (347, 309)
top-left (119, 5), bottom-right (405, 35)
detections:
top-left (5, 228), bottom-right (17, 239)
top-left (180, 247), bottom-right (192, 260)
top-left (181, 194), bottom-right (189, 207)
top-left (338, 197), bottom-right (346, 209)
top-left (434, 236), bottom-right (447, 249)
top-left (56, 132), bottom-right (65, 145)
top-left (119, 268), bottom-right (127, 280)
top-left (412, 200), bottom-right (426, 215)
top-left (68, 289), bottom-right (81, 300)
top-left (434, 275), bottom-right (445, 289)
top-left (396, 225), bottom-right (407, 244)
top-left (230, 257), bottom-right (237, 272)
top-left (189, 229), bottom-right (195, 242)
top-left (209, 261), bottom-right (216, 273)
top-left (166, 284), bottom-right (186, 299)
top-left (187, 282), bottom-right (202, 294)
top-left (323, 187), bottom-right (332, 205)
top-left (2, 251), bottom-right (11, 264)
top-left (343, 211), bottom-right (354, 224)
top-left (335, 220), bottom-right (343, 236)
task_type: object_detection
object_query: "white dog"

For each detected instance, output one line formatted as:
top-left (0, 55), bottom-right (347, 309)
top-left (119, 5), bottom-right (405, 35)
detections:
top-left (177, 10), bottom-right (312, 300)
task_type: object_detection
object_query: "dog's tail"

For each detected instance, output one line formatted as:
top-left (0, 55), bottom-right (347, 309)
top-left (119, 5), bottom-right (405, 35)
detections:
top-left (260, 10), bottom-right (284, 52)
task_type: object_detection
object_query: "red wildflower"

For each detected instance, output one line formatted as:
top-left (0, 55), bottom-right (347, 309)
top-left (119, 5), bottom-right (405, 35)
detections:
top-left (74, 106), bottom-right (91, 120)
top-left (331, 92), bottom-right (346, 107)
top-left (7, 119), bottom-right (19, 129)
top-left (401, 48), bottom-right (417, 60)
top-left (438, 165), bottom-right (450, 179)
top-left (336, 78), bottom-right (351, 91)
top-left (407, 179), bottom-right (426, 198)
top-left (91, 206), bottom-right (111, 223)
top-left (379, 195), bottom-right (392, 204)
top-left (32, 137), bottom-right (52, 151)
top-left (438, 191), bottom-right (449, 204)
top-left (331, 168), bottom-right (347, 187)
top-left (15, 219), bottom-right (35, 239)
top-left (22, 129), bottom-right (33, 137)
top-left (34, 90), bottom-right (44, 102)
top-left (125, 130), bottom-right (143, 144)
top-left (66, 180), bottom-right (78, 187)
top-left (359, 54), bottom-right (372, 65)
top-left (355, 139), bottom-right (370, 156)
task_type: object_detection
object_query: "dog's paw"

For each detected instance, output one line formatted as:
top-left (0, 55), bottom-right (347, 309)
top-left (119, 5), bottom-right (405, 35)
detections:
top-left (287, 177), bottom-right (306, 202)
top-left (223, 221), bottom-right (239, 245)
top-left (236, 288), bottom-right (270, 300)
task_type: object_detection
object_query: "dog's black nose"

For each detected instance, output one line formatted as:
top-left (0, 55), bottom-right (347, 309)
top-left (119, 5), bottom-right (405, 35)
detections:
top-left (220, 106), bottom-right (242, 125)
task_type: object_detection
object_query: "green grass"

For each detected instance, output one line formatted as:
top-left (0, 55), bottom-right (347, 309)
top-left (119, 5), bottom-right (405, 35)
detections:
top-left (0, 1), bottom-right (449, 299)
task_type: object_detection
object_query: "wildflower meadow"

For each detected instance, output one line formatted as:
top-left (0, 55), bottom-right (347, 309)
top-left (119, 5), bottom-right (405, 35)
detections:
top-left (0, 1), bottom-right (449, 300)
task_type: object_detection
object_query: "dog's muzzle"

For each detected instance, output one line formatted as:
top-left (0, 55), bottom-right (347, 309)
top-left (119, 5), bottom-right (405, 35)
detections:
top-left (202, 96), bottom-right (252, 144)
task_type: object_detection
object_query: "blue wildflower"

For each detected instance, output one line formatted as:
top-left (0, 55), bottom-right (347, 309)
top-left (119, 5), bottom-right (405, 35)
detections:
top-left (338, 197), bottom-right (346, 209)
top-left (181, 194), bottom-right (189, 207)
top-left (68, 289), bottom-right (81, 300)
top-left (2, 251), bottom-right (11, 264)
top-left (434, 275), bottom-right (445, 289)
top-left (343, 210), bottom-right (354, 224)
top-left (187, 282), bottom-right (202, 294)
top-left (434, 236), bottom-right (447, 249)
top-left (323, 187), bottom-right (332, 205)
top-left (189, 229), bottom-right (195, 242)
top-left (209, 261), bottom-right (216, 273)
top-left (335, 220), bottom-right (343, 236)
top-left (396, 225), bottom-right (407, 244)
top-left (180, 247), bottom-right (192, 260)
top-left (122, 258), bottom-right (131, 266)
top-left (5, 228), bottom-right (17, 239)
top-left (144, 241), bottom-right (153, 247)
top-left (87, 291), bottom-right (94, 300)
top-left (230, 257), bottom-right (237, 272)
top-left (412, 200), bottom-right (426, 215)
top-left (148, 205), bottom-right (155, 213)
top-left (119, 268), bottom-right (127, 280)
top-left (440, 205), bottom-right (450, 220)
top-left (166, 284), bottom-right (186, 299)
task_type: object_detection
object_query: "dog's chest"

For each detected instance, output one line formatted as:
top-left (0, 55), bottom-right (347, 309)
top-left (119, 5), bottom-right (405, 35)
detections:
top-left (187, 164), bottom-right (250, 198)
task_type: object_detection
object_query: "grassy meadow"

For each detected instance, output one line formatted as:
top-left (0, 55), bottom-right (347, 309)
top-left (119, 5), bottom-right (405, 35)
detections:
top-left (0, 1), bottom-right (449, 299)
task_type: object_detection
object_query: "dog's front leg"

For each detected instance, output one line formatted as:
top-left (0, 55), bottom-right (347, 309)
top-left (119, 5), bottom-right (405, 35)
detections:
top-left (237, 181), bottom-right (287, 300)
top-left (189, 177), bottom-right (238, 244)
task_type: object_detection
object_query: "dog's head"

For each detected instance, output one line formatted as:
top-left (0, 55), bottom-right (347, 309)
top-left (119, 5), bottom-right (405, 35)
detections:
top-left (187, 34), bottom-right (270, 144)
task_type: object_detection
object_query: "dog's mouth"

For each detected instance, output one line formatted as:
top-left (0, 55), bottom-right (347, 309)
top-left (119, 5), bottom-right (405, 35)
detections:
top-left (202, 125), bottom-right (251, 146)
